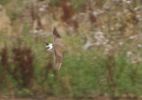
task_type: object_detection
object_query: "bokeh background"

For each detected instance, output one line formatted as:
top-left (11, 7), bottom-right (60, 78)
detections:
top-left (0, 0), bottom-right (142, 99)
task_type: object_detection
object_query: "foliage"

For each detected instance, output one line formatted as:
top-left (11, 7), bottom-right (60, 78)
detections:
top-left (0, 0), bottom-right (10, 5)
top-left (0, 0), bottom-right (142, 99)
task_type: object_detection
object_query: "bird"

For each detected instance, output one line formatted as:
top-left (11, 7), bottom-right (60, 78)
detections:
top-left (53, 27), bottom-right (65, 71)
top-left (46, 27), bottom-right (65, 71)
top-left (45, 43), bottom-right (53, 52)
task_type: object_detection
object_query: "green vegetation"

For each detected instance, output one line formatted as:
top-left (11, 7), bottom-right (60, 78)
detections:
top-left (0, 0), bottom-right (10, 5)
top-left (0, 33), bottom-right (142, 97)
top-left (0, 0), bottom-right (142, 99)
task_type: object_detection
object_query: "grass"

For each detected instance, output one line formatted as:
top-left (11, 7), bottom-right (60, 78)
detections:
top-left (0, 0), bottom-right (11, 5)
top-left (1, 33), bottom-right (142, 96)
top-left (0, 0), bottom-right (142, 98)
top-left (0, 31), bottom-right (142, 98)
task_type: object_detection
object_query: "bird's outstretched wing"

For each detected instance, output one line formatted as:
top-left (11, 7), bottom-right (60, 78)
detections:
top-left (52, 27), bottom-right (64, 71)
top-left (53, 27), bottom-right (61, 38)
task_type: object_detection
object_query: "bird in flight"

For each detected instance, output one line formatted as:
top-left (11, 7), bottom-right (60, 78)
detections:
top-left (46, 27), bottom-right (65, 71)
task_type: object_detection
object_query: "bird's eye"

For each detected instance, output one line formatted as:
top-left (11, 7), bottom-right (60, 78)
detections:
top-left (46, 43), bottom-right (49, 45)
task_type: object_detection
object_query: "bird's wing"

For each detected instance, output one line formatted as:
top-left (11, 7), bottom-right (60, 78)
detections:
top-left (53, 27), bottom-right (61, 39)
top-left (52, 27), bottom-right (64, 71)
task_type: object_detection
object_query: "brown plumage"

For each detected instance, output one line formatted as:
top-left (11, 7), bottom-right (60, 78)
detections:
top-left (52, 27), bottom-right (65, 71)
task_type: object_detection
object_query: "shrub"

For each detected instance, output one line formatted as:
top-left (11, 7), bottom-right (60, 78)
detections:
top-left (12, 44), bottom-right (34, 89)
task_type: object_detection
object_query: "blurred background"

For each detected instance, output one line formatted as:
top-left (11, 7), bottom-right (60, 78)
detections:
top-left (0, 0), bottom-right (142, 99)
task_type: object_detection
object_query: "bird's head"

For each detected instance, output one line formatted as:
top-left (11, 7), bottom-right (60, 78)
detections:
top-left (45, 43), bottom-right (53, 51)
